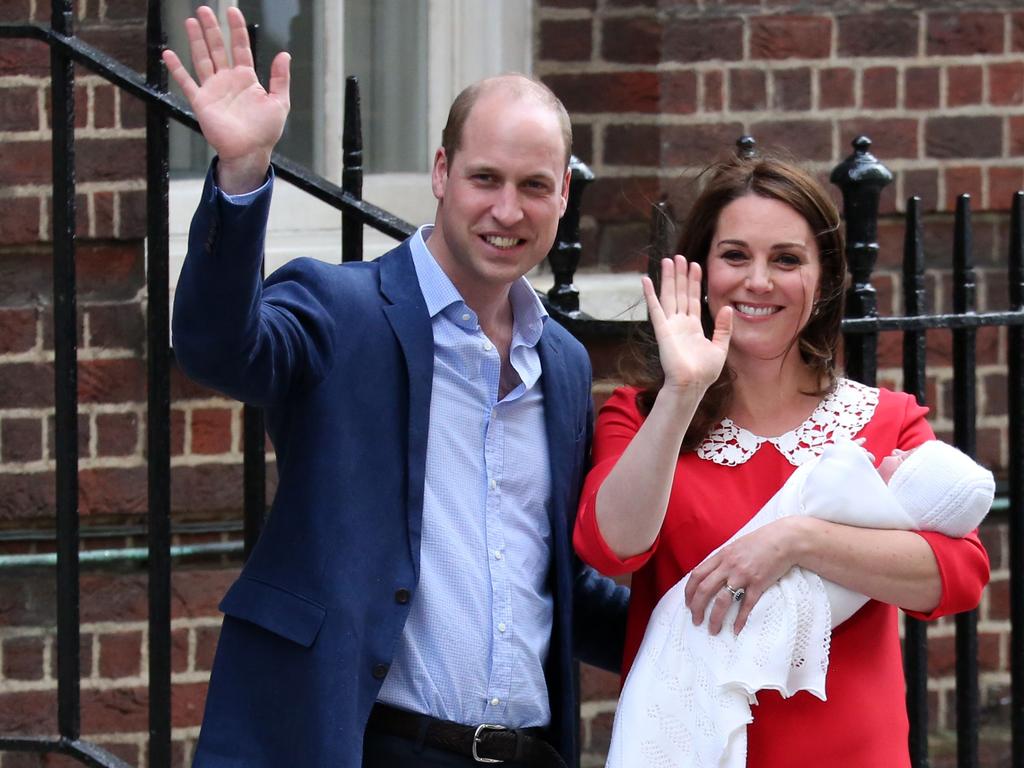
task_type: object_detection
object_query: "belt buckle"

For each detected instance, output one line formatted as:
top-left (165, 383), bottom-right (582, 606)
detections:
top-left (472, 723), bottom-right (507, 763)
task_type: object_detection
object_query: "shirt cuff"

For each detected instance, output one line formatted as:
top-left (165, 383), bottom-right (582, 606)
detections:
top-left (218, 173), bottom-right (272, 206)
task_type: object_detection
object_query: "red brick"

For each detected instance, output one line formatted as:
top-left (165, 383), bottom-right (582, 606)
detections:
top-left (93, 190), bottom-right (116, 238)
top-left (0, 0), bottom-right (31, 21)
top-left (118, 188), bottom-right (148, 238)
top-left (661, 71), bottom-right (697, 114)
top-left (819, 67), bottom-right (855, 109)
top-left (598, 125), bottom-right (655, 167)
top-left (171, 408), bottom-right (186, 456)
top-left (772, 68), bottom-right (811, 111)
top-left (927, 12), bottom-right (1005, 56)
top-left (539, 0), bottom-right (595, 6)
top-left (750, 119), bottom-right (832, 161)
top-left (98, 630), bottom-right (143, 679)
top-left (602, 16), bottom-right (661, 64)
top-left (2, 635), bottom-right (46, 680)
top-left (660, 122), bottom-right (746, 167)
top-left (0, 139), bottom-right (51, 185)
top-left (96, 412), bottom-right (140, 457)
top-left (703, 70), bottom-right (723, 112)
top-left (988, 167), bottom-right (1024, 211)
top-left (750, 16), bottom-right (831, 60)
top-left (0, 690), bottom-right (56, 735)
top-left (170, 569), bottom-right (238, 620)
top-left (544, 72), bottom-right (660, 114)
top-left (903, 169), bottom-right (939, 212)
top-left (80, 572), bottom-right (148, 623)
top-left (539, 19), bottom-right (592, 63)
top-left (45, 412), bottom-right (91, 461)
top-left (0, 308), bottom-right (38, 354)
top-left (194, 625), bottom-right (220, 671)
top-left (0, 362), bottom-right (53, 408)
top-left (77, 137), bottom-right (146, 183)
top-left (1015, 12), bottom-right (1024, 52)
top-left (93, 84), bottom-right (117, 129)
top-left (838, 13), bottom-right (919, 57)
top-left (79, 466), bottom-right (148, 516)
top-left (81, 686), bottom-right (148, 732)
top-left (863, 67), bottom-right (898, 109)
top-left (729, 68), bottom-right (766, 111)
top-left (945, 166), bottom-right (983, 211)
top-left (990, 61), bottom-right (1024, 106)
top-left (172, 681), bottom-right (210, 729)
top-left (1, 417), bottom-right (43, 463)
top-left (171, 462), bottom-right (245, 517)
top-left (580, 177), bottom-right (663, 223)
top-left (580, 663), bottom-right (621, 700)
top-left (72, 82), bottom-right (88, 130)
top-left (664, 17), bottom-right (743, 63)
top-left (78, 242), bottom-right (146, 301)
top-left (986, 576), bottom-right (1008, 621)
top-left (0, 86), bottom-right (39, 132)
top-left (104, 0), bottom-right (147, 22)
top-left (74, 192), bottom-right (91, 239)
top-left (190, 408), bottom-right (234, 455)
top-left (0, 39), bottom-right (50, 76)
top-left (947, 65), bottom-right (984, 108)
top-left (86, 303), bottom-right (145, 351)
top-left (839, 119), bottom-right (918, 160)
top-left (121, 91), bottom-right (146, 129)
top-left (0, 195), bottom-right (41, 245)
top-left (78, 26), bottom-right (147, 72)
top-left (171, 627), bottom-right (190, 674)
top-left (905, 66), bottom-right (940, 110)
top-left (1011, 116), bottom-right (1024, 156)
top-left (78, 358), bottom-right (146, 404)
top-left (926, 117), bottom-right (1001, 159)
top-left (572, 123), bottom-right (593, 164)
top-left (982, 370), bottom-right (1008, 419)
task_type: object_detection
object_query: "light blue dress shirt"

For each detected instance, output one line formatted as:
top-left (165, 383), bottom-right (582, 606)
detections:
top-left (375, 226), bottom-right (555, 728)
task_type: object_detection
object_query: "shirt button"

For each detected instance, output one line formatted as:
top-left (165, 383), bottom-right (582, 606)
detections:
top-left (483, 341), bottom-right (493, 351)
top-left (494, 551), bottom-right (503, 561)
top-left (372, 663), bottom-right (389, 680)
top-left (461, 313), bottom-right (470, 322)
top-left (498, 622), bottom-right (507, 633)
top-left (490, 697), bottom-right (500, 706)
top-left (489, 479), bottom-right (497, 490)
top-left (394, 588), bottom-right (410, 604)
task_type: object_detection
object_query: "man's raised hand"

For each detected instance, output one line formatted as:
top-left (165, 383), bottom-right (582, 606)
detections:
top-left (162, 5), bottom-right (290, 194)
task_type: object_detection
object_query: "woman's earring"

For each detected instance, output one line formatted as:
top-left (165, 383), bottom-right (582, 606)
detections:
top-left (703, 295), bottom-right (709, 304)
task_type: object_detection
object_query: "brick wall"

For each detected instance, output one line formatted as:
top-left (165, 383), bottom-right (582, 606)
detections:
top-left (536, 1), bottom-right (1019, 764)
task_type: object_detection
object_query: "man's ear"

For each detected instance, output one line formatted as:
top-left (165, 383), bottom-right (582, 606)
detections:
top-left (431, 148), bottom-right (448, 201)
top-left (559, 166), bottom-right (571, 217)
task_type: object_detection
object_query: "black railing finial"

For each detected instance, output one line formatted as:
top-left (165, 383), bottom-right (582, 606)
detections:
top-left (736, 135), bottom-right (756, 159)
top-left (547, 155), bottom-right (594, 315)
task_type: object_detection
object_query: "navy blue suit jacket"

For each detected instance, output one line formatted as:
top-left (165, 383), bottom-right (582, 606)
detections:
top-left (172, 170), bottom-right (628, 767)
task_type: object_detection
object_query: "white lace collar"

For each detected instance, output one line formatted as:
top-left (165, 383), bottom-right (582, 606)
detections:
top-left (696, 378), bottom-right (879, 467)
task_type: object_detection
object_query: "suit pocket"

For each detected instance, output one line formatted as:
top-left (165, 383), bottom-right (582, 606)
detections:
top-left (219, 576), bottom-right (326, 648)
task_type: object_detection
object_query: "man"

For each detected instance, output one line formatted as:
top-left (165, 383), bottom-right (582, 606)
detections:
top-left (165, 6), bottom-right (628, 768)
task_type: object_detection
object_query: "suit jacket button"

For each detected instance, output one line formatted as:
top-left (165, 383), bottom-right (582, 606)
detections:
top-left (394, 588), bottom-right (410, 604)
top-left (372, 663), bottom-right (388, 680)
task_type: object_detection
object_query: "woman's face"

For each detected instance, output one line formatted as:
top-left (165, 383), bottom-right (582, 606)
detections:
top-left (705, 194), bottom-right (822, 365)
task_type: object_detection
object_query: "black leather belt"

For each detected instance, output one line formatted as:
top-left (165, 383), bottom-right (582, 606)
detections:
top-left (367, 703), bottom-right (566, 766)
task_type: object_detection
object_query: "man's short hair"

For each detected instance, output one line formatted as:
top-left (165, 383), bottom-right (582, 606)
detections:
top-left (440, 74), bottom-right (573, 170)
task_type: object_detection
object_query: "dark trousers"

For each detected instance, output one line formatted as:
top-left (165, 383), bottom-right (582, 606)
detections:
top-left (361, 728), bottom-right (534, 767)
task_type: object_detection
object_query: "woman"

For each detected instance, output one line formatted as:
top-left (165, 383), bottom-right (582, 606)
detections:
top-left (573, 156), bottom-right (990, 766)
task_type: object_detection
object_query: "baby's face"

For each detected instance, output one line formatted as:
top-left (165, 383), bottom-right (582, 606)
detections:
top-left (878, 447), bottom-right (915, 484)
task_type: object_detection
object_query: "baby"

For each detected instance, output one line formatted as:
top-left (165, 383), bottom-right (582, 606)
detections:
top-left (607, 437), bottom-right (995, 768)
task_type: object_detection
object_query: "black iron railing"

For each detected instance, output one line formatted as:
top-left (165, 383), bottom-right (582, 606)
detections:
top-left (0, 3), bottom-right (1023, 768)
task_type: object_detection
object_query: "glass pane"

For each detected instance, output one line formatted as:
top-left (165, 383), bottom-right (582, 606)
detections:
top-left (344, 0), bottom-right (429, 173)
top-left (164, 0), bottom-right (215, 175)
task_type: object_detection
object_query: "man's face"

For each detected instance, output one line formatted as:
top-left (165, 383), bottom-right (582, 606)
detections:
top-left (429, 90), bottom-right (570, 303)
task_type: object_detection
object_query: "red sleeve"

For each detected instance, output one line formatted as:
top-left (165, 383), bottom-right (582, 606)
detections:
top-left (888, 390), bottom-right (992, 620)
top-left (573, 387), bottom-right (662, 576)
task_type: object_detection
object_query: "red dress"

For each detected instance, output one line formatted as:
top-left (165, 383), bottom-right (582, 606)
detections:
top-left (574, 380), bottom-right (990, 767)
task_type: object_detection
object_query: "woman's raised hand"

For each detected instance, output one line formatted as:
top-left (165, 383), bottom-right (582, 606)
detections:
top-left (162, 6), bottom-right (290, 194)
top-left (642, 255), bottom-right (732, 395)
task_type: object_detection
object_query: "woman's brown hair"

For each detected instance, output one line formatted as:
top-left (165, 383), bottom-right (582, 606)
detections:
top-left (627, 155), bottom-right (847, 451)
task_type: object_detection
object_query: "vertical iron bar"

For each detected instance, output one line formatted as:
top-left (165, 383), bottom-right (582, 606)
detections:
top-left (342, 76), bottom-right (364, 263)
top-left (547, 157), bottom-right (593, 315)
top-left (902, 196), bottom-right (930, 768)
top-left (1009, 191), bottom-right (1024, 768)
top-left (830, 137), bottom-right (893, 386)
top-left (952, 194), bottom-right (979, 768)
top-left (50, 0), bottom-right (80, 740)
top-left (146, 2), bottom-right (172, 766)
top-left (243, 22), bottom-right (266, 557)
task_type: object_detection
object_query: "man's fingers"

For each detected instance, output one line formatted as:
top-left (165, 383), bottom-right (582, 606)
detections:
top-left (162, 49), bottom-right (199, 103)
top-left (197, 5), bottom-right (231, 71)
top-left (226, 6), bottom-right (254, 69)
top-left (184, 16), bottom-right (214, 83)
top-left (268, 51), bottom-right (292, 106)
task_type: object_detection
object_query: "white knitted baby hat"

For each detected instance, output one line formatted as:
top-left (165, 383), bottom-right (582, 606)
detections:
top-left (887, 441), bottom-right (995, 538)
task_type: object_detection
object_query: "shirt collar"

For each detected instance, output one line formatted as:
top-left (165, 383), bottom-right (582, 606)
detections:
top-left (410, 225), bottom-right (548, 346)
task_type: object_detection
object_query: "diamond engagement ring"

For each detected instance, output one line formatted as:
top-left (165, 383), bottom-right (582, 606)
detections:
top-left (725, 584), bottom-right (745, 602)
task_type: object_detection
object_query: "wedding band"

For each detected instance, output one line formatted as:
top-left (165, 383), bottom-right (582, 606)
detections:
top-left (725, 584), bottom-right (745, 602)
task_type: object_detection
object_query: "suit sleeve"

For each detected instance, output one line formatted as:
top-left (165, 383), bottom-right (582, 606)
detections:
top-left (893, 393), bottom-right (991, 620)
top-left (569, 384), bottom-right (631, 673)
top-left (172, 162), bottom-right (335, 406)
top-left (573, 387), bottom-right (661, 576)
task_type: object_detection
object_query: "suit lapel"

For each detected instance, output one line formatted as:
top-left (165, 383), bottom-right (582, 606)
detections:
top-left (379, 246), bottom-right (434, 575)
top-left (538, 330), bottom-right (572, 540)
